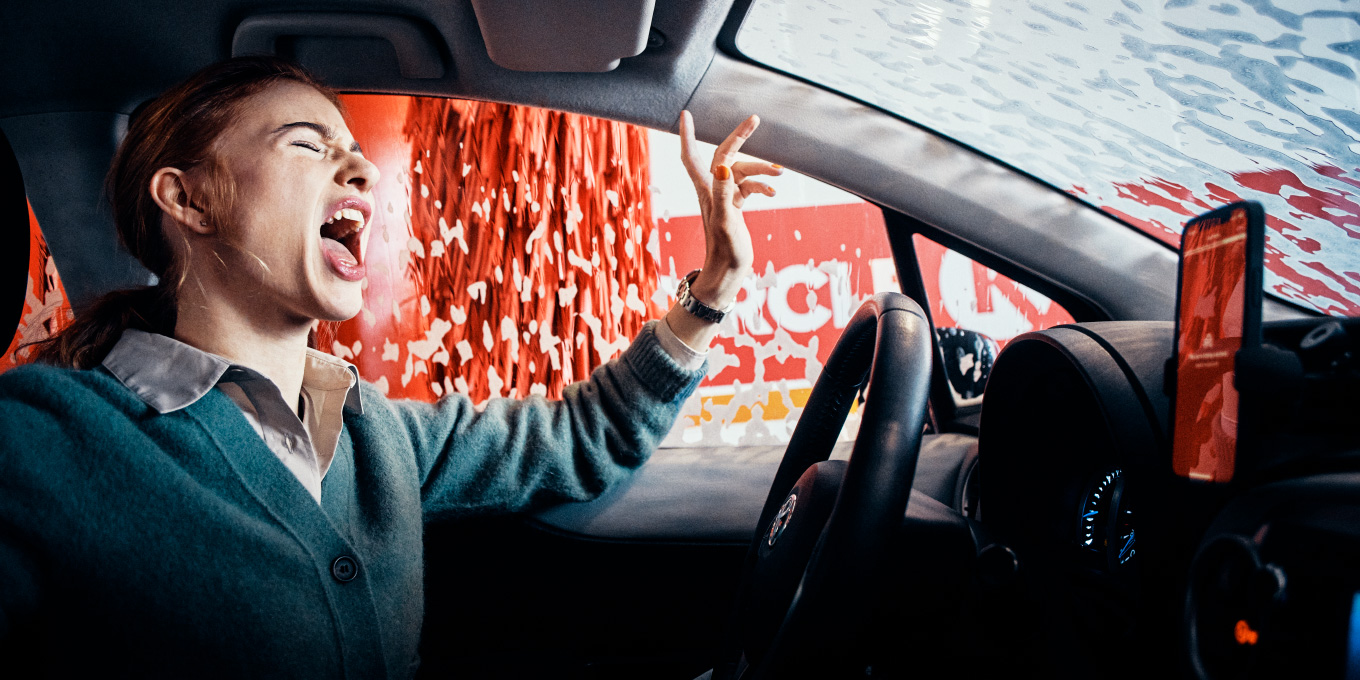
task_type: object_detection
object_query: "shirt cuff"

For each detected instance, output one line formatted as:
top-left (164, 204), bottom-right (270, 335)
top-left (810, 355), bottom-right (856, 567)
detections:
top-left (654, 316), bottom-right (709, 372)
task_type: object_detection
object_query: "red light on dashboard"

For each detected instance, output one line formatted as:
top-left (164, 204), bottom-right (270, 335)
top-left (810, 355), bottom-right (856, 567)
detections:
top-left (1234, 619), bottom-right (1259, 646)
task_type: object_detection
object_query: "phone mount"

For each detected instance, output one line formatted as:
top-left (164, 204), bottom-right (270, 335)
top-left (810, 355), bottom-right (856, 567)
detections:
top-left (1165, 199), bottom-right (1359, 485)
top-left (1166, 299), bottom-right (1360, 483)
top-left (1235, 317), bottom-right (1360, 482)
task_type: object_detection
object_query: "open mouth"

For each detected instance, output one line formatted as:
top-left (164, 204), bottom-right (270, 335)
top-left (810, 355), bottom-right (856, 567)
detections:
top-left (321, 208), bottom-right (365, 261)
top-left (320, 207), bottom-right (367, 281)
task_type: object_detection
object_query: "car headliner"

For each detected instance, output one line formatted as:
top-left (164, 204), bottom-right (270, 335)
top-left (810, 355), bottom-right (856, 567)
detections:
top-left (2, 0), bottom-right (1307, 323)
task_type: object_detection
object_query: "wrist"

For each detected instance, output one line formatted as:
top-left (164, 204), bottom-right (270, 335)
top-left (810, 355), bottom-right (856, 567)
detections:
top-left (689, 265), bottom-right (749, 310)
top-left (676, 269), bottom-right (733, 326)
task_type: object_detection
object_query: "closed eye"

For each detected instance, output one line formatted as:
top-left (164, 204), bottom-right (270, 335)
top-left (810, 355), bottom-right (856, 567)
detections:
top-left (292, 140), bottom-right (324, 153)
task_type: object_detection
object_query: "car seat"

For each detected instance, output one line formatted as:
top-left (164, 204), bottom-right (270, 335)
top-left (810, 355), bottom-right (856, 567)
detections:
top-left (0, 125), bottom-right (31, 347)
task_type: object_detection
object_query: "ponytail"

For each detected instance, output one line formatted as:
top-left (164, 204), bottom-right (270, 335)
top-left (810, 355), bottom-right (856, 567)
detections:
top-left (30, 285), bottom-right (176, 369)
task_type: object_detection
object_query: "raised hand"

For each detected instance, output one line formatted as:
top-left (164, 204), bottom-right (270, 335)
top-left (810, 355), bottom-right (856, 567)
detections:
top-left (665, 110), bottom-right (782, 350)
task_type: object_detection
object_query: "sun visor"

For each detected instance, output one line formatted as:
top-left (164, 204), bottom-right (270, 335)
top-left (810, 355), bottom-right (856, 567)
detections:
top-left (470, 0), bottom-right (655, 72)
top-left (232, 12), bottom-right (446, 81)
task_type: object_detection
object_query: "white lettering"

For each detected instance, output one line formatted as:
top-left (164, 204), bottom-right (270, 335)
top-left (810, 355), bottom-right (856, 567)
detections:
top-left (768, 264), bottom-right (831, 334)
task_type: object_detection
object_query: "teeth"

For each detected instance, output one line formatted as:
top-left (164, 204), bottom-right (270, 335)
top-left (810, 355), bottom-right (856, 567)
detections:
top-left (321, 207), bottom-right (367, 240)
top-left (340, 208), bottom-right (365, 227)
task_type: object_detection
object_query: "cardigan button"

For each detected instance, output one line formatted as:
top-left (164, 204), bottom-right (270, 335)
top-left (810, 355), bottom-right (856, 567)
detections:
top-left (331, 555), bottom-right (358, 583)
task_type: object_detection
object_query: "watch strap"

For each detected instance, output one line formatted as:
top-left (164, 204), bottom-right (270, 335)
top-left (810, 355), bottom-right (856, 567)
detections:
top-left (676, 269), bottom-right (732, 323)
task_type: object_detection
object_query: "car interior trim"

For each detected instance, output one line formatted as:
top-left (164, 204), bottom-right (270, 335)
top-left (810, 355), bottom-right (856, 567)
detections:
top-left (531, 434), bottom-right (982, 543)
top-left (231, 12), bottom-right (447, 79)
top-left (0, 111), bottom-right (149, 308)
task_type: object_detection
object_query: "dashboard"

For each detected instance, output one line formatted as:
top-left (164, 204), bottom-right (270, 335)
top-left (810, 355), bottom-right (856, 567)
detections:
top-left (978, 320), bottom-right (1170, 570)
top-left (970, 318), bottom-right (1360, 680)
top-left (973, 321), bottom-right (1175, 678)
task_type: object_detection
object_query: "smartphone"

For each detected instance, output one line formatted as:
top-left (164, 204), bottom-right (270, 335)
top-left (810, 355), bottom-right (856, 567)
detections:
top-left (1170, 201), bottom-right (1265, 483)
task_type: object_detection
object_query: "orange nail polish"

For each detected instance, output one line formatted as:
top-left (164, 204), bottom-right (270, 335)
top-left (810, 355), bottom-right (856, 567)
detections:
top-left (716, 165), bottom-right (731, 180)
top-left (771, 164), bottom-right (782, 169)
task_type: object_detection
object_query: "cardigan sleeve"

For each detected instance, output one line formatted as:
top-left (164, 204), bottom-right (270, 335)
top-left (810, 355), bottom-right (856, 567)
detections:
top-left (378, 321), bottom-right (705, 519)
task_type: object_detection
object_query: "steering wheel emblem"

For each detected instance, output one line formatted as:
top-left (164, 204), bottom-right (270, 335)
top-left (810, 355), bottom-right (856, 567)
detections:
top-left (767, 493), bottom-right (798, 547)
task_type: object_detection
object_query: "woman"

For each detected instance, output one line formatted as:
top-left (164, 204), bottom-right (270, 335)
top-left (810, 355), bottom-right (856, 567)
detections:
top-left (0, 57), bottom-right (778, 677)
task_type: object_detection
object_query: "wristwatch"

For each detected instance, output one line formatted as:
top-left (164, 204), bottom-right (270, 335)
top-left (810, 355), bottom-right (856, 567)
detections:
top-left (676, 269), bottom-right (733, 323)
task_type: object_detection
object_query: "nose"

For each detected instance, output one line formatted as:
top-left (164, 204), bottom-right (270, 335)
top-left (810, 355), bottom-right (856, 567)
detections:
top-left (338, 149), bottom-right (381, 193)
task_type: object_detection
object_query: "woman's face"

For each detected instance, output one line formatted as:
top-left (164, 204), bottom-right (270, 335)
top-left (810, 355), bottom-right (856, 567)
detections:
top-left (202, 80), bottom-right (380, 325)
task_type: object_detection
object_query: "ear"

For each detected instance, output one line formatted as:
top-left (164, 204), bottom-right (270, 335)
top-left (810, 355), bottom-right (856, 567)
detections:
top-left (149, 167), bottom-right (213, 235)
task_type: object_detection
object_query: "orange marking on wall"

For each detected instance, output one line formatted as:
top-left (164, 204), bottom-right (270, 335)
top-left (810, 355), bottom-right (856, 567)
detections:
top-left (686, 387), bottom-right (852, 426)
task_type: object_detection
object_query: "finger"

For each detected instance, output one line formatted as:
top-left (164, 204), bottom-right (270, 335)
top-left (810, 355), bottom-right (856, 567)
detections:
top-left (678, 110), bottom-right (711, 191)
top-left (738, 180), bottom-right (776, 200)
top-left (710, 114), bottom-right (760, 173)
top-left (731, 160), bottom-right (783, 182)
top-left (714, 163), bottom-right (737, 209)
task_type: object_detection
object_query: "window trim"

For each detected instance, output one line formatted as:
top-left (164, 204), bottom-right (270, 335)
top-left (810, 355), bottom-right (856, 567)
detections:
top-left (881, 206), bottom-right (1106, 431)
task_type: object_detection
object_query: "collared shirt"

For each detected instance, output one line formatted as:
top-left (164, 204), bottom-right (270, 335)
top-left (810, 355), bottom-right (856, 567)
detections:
top-left (99, 321), bottom-right (705, 505)
top-left (102, 329), bottom-right (363, 504)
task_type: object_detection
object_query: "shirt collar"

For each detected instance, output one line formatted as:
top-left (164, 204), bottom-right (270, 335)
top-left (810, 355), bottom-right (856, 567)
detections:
top-left (102, 329), bottom-right (363, 415)
top-left (302, 347), bottom-right (365, 414)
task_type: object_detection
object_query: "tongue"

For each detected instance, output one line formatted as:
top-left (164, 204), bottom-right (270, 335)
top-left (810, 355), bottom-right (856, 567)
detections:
top-left (322, 236), bottom-right (355, 265)
top-left (321, 236), bottom-right (364, 281)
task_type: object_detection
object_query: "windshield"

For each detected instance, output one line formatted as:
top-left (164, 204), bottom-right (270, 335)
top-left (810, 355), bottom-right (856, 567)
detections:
top-left (735, 0), bottom-right (1360, 317)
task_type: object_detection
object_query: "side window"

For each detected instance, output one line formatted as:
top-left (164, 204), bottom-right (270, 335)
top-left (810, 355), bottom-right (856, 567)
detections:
top-left (912, 234), bottom-right (1074, 404)
top-left (335, 95), bottom-right (661, 403)
top-left (334, 94), bottom-right (896, 449)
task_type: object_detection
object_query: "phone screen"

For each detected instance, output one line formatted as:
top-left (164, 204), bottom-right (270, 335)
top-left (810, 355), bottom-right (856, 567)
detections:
top-left (1172, 206), bottom-right (1252, 483)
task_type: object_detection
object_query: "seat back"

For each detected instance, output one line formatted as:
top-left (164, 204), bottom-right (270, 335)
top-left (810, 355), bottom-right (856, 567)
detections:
top-left (0, 126), bottom-right (30, 345)
top-left (0, 125), bottom-right (74, 371)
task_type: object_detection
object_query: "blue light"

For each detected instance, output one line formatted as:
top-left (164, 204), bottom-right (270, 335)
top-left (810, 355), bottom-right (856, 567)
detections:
top-left (1347, 592), bottom-right (1360, 680)
top-left (1118, 531), bottom-right (1136, 562)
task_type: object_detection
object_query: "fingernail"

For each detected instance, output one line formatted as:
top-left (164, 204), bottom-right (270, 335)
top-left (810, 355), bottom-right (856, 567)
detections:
top-left (715, 165), bottom-right (731, 180)
top-left (767, 187), bottom-right (777, 196)
top-left (771, 164), bottom-right (782, 169)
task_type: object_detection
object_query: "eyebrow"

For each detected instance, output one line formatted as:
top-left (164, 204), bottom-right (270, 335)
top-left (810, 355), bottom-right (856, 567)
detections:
top-left (273, 121), bottom-right (363, 153)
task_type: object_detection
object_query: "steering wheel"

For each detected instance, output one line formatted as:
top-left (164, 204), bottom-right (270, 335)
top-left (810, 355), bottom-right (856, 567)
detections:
top-left (717, 293), bottom-right (935, 679)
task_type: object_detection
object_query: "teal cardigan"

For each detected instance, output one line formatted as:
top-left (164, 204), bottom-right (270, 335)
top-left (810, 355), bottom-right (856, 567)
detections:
top-left (0, 322), bottom-right (702, 679)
